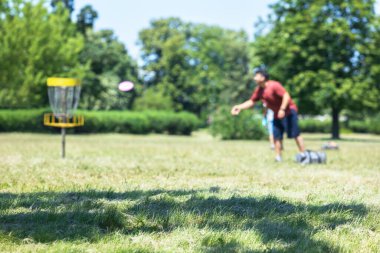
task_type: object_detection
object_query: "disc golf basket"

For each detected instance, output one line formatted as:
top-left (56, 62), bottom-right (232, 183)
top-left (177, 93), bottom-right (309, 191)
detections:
top-left (44, 78), bottom-right (84, 158)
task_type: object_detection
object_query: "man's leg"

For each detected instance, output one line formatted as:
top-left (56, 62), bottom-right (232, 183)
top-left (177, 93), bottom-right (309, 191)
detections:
top-left (274, 139), bottom-right (282, 160)
top-left (295, 135), bottom-right (305, 153)
top-left (273, 119), bottom-right (284, 162)
top-left (287, 109), bottom-right (305, 153)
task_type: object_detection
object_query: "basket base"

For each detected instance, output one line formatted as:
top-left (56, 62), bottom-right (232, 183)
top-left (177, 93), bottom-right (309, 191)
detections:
top-left (44, 113), bottom-right (84, 128)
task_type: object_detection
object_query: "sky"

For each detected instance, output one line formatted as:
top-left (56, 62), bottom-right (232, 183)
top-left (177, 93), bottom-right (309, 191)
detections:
top-left (73, 0), bottom-right (380, 62)
top-left (73, 0), bottom-right (277, 61)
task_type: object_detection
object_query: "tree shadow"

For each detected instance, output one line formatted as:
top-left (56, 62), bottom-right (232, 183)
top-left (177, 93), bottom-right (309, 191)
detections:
top-left (0, 189), bottom-right (369, 252)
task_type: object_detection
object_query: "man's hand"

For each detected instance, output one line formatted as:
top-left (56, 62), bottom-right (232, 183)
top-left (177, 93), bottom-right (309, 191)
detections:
top-left (278, 109), bottom-right (285, 119)
top-left (231, 105), bottom-right (241, 116)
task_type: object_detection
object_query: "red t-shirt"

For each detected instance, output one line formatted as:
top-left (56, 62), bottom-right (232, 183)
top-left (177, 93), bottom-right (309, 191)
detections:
top-left (250, 80), bottom-right (298, 119)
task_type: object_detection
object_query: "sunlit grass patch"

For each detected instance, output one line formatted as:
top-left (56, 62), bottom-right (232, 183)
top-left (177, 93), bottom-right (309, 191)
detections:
top-left (0, 133), bottom-right (379, 252)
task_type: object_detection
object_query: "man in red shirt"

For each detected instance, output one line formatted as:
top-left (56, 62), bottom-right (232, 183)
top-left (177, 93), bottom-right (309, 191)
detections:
top-left (231, 69), bottom-right (305, 162)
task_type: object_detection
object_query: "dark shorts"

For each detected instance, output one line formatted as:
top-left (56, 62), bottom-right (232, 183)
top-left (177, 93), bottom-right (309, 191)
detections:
top-left (273, 109), bottom-right (301, 140)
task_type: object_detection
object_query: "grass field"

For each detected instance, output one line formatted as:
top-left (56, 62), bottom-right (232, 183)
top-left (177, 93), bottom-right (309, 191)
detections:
top-left (0, 132), bottom-right (379, 252)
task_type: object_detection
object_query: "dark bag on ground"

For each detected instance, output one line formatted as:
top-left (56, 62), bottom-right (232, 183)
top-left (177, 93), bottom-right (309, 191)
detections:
top-left (295, 150), bottom-right (326, 164)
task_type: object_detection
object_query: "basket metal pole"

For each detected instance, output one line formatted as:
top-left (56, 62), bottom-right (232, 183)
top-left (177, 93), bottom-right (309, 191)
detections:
top-left (61, 127), bottom-right (66, 158)
top-left (62, 87), bottom-right (68, 159)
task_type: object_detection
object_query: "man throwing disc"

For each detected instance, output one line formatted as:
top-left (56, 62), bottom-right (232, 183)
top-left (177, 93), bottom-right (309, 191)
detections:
top-left (231, 68), bottom-right (305, 162)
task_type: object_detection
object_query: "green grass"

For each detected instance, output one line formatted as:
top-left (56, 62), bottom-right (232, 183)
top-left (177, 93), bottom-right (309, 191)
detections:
top-left (0, 132), bottom-right (379, 252)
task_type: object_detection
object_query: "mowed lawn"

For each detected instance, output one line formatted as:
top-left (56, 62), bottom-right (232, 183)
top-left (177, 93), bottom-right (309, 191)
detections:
top-left (0, 132), bottom-right (379, 253)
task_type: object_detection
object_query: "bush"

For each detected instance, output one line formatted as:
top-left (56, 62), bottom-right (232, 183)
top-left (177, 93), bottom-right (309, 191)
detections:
top-left (143, 111), bottom-right (200, 135)
top-left (298, 119), bottom-right (331, 133)
top-left (0, 109), bottom-right (53, 133)
top-left (77, 111), bottom-right (151, 134)
top-left (133, 88), bottom-right (174, 111)
top-left (0, 109), bottom-right (201, 135)
top-left (369, 116), bottom-right (380, 134)
top-left (210, 106), bottom-right (267, 140)
top-left (348, 120), bottom-right (369, 133)
top-left (298, 117), bottom-right (380, 135)
top-left (349, 114), bottom-right (380, 135)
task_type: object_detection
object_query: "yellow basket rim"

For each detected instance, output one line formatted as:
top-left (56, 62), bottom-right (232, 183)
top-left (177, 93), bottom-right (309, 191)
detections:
top-left (47, 77), bottom-right (81, 87)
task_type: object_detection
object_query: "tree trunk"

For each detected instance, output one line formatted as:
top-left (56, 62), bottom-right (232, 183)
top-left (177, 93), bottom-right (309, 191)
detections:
top-left (332, 106), bottom-right (340, 139)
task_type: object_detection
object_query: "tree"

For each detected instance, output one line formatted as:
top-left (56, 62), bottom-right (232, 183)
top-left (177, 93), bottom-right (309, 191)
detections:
top-left (79, 29), bottom-right (139, 110)
top-left (355, 17), bottom-right (380, 114)
top-left (253, 0), bottom-right (378, 139)
top-left (0, 0), bottom-right (86, 108)
top-left (51, 0), bottom-right (74, 16)
top-left (139, 18), bottom-right (251, 118)
top-left (189, 25), bottom-right (252, 115)
top-left (76, 4), bottom-right (98, 35)
top-left (138, 18), bottom-right (191, 90)
top-left (0, 2), bottom-right (10, 13)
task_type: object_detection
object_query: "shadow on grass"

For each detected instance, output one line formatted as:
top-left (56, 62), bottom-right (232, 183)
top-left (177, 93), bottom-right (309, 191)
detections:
top-left (0, 189), bottom-right (369, 252)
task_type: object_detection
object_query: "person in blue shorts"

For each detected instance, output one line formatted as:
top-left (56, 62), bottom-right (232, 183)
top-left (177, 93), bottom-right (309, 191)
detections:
top-left (262, 105), bottom-right (275, 150)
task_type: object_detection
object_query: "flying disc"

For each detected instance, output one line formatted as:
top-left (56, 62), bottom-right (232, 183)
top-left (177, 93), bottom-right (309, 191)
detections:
top-left (118, 81), bottom-right (134, 92)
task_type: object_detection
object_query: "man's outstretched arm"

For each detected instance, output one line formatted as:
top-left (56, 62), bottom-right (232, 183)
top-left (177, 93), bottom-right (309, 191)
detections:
top-left (231, 100), bottom-right (255, 115)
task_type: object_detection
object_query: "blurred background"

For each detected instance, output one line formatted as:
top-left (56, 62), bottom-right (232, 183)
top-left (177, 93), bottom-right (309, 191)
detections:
top-left (1, 0), bottom-right (380, 139)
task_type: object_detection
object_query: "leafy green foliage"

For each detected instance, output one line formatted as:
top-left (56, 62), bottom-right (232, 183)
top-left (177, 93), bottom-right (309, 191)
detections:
top-left (51, 0), bottom-right (74, 16)
top-left (78, 110), bottom-right (150, 134)
top-left (210, 106), bottom-right (267, 140)
top-left (76, 4), bottom-right (98, 35)
top-left (133, 88), bottom-right (174, 111)
top-left (0, 0), bottom-right (86, 108)
top-left (298, 119), bottom-right (331, 133)
top-left (253, 0), bottom-right (379, 138)
top-left (79, 30), bottom-right (140, 110)
top-left (349, 114), bottom-right (380, 134)
top-left (78, 110), bottom-right (200, 135)
top-left (0, 109), bottom-right (50, 132)
top-left (1, 1), bottom-right (379, 140)
top-left (0, 110), bottom-right (201, 135)
top-left (138, 18), bottom-right (252, 117)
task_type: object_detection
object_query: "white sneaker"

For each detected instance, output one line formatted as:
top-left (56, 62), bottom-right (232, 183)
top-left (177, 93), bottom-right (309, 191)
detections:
top-left (275, 156), bottom-right (282, 162)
